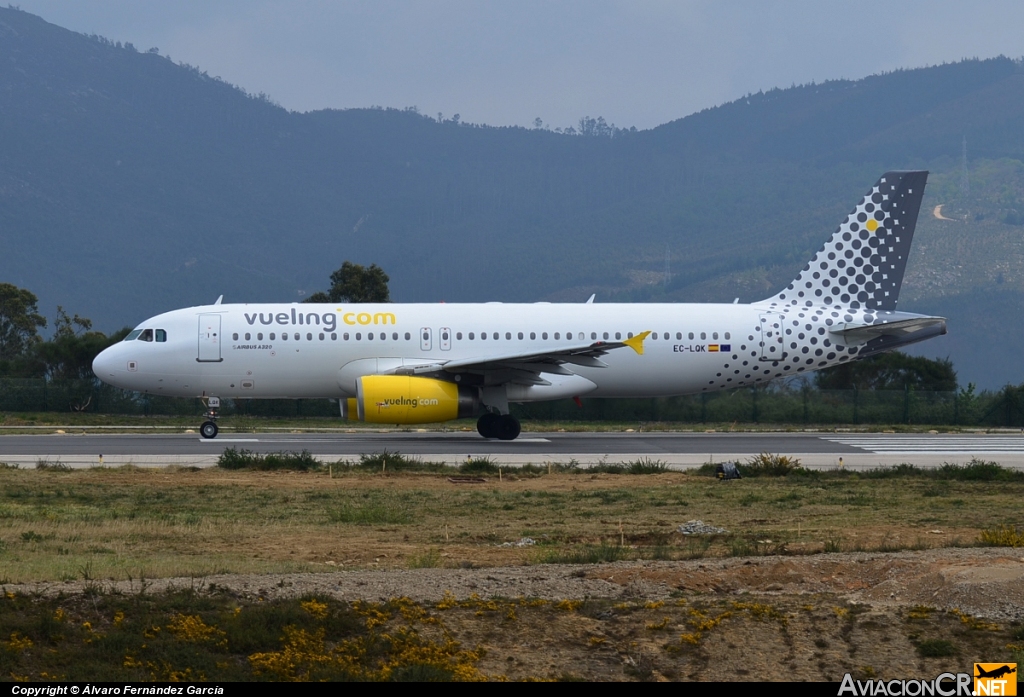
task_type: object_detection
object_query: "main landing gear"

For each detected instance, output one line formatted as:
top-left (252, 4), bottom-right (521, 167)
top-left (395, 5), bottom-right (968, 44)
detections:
top-left (477, 412), bottom-right (521, 441)
top-left (200, 397), bottom-right (220, 439)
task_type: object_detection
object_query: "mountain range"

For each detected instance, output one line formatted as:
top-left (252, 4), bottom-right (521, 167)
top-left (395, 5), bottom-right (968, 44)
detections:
top-left (1, 7), bottom-right (1023, 388)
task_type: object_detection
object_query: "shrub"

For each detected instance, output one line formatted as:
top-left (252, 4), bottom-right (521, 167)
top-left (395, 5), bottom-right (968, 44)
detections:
top-left (740, 453), bottom-right (805, 477)
top-left (541, 544), bottom-right (628, 564)
top-left (915, 639), bottom-right (956, 657)
top-left (936, 459), bottom-right (1021, 481)
top-left (35, 459), bottom-right (71, 471)
top-left (459, 457), bottom-right (499, 474)
top-left (978, 525), bottom-right (1024, 547)
top-left (217, 448), bottom-right (320, 471)
top-left (356, 451), bottom-right (441, 472)
top-left (624, 458), bottom-right (669, 474)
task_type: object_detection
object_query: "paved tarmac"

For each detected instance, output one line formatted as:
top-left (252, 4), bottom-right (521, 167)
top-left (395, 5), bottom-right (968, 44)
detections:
top-left (2, 431), bottom-right (1024, 469)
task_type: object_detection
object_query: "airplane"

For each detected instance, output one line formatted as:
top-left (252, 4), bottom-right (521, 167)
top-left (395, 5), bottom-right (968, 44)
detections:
top-left (975, 665), bottom-right (1016, 680)
top-left (92, 171), bottom-right (946, 440)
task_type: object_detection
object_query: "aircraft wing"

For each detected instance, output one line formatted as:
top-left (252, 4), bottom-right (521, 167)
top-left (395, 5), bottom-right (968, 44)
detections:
top-left (394, 331), bottom-right (650, 385)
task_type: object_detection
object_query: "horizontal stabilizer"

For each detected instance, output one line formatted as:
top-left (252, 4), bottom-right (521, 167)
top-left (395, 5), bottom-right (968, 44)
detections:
top-left (829, 316), bottom-right (946, 345)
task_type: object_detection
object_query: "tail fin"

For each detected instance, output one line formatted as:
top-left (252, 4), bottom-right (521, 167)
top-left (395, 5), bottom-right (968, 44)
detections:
top-left (763, 171), bottom-right (928, 312)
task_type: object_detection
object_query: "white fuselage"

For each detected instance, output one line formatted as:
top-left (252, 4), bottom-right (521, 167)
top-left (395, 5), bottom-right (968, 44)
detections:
top-left (92, 300), bottom-right (870, 401)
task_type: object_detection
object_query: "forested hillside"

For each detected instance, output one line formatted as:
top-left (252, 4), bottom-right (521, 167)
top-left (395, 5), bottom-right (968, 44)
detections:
top-left (1, 7), bottom-right (1023, 387)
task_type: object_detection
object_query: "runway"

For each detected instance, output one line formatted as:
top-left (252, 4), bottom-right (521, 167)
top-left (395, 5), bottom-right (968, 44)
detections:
top-left (2, 431), bottom-right (1024, 469)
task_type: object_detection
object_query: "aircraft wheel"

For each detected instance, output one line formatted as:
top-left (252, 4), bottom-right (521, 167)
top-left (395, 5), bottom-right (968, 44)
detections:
top-left (496, 415), bottom-right (521, 441)
top-left (200, 421), bottom-right (219, 439)
top-left (476, 412), bottom-right (500, 439)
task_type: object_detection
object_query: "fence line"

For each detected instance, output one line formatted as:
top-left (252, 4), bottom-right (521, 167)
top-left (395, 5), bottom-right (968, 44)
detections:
top-left (1, 379), bottom-right (1022, 426)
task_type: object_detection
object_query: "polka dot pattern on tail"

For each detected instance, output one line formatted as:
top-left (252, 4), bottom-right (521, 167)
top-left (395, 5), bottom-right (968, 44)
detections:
top-left (765, 171), bottom-right (927, 313)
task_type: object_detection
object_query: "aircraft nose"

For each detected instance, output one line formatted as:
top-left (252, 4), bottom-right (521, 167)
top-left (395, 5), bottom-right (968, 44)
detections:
top-left (92, 346), bottom-right (119, 382)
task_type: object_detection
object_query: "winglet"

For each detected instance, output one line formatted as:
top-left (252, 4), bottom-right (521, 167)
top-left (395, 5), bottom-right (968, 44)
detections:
top-left (623, 331), bottom-right (651, 355)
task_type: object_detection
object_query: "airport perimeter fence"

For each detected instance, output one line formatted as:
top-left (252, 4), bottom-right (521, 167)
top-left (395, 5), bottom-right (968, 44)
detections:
top-left (3, 378), bottom-right (1024, 427)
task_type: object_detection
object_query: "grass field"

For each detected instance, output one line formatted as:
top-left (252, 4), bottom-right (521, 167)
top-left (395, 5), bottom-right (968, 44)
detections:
top-left (1, 460), bottom-right (1022, 584)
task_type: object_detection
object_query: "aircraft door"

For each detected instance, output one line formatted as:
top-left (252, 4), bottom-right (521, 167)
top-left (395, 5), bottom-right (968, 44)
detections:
top-left (758, 312), bottom-right (785, 362)
top-left (440, 327), bottom-right (451, 351)
top-left (419, 327), bottom-right (432, 351)
top-left (197, 314), bottom-right (223, 362)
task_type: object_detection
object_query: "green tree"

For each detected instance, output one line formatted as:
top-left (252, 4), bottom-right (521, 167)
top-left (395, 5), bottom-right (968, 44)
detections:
top-left (0, 283), bottom-right (46, 361)
top-left (304, 262), bottom-right (391, 303)
top-left (814, 352), bottom-right (958, 391)
top-left (33, 307), bottom-right (128, 380)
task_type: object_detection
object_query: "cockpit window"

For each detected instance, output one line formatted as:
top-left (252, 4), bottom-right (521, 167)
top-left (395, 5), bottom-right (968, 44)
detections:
top-left (139, 329), bottom-right (154, 342)
top-left (124, 330), bottom-right (143, 341)
top-left (155, 329), bottom-right (167, 342)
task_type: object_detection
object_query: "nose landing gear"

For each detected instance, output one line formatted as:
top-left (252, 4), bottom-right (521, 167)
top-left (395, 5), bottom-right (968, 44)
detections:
top-left (476, 412), bottom-right (521, 440)
top-left (199, 397), bottom-right (220, 439)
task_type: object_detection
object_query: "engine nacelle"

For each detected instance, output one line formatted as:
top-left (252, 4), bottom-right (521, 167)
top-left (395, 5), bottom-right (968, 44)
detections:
top-left (341, 375), bottom-right (479, 424)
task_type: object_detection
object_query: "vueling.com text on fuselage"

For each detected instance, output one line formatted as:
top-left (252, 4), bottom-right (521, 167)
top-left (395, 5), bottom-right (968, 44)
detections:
top-left (243, 310), bottom-right (397, 332)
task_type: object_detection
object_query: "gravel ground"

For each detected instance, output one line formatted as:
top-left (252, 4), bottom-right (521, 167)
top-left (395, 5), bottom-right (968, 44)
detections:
top-left (9, 547), bottom-right (1024, 620)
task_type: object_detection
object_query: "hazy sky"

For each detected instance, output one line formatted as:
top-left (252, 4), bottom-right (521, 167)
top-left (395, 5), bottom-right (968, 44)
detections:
top-left (15, 1), bottom-right (1024, 129)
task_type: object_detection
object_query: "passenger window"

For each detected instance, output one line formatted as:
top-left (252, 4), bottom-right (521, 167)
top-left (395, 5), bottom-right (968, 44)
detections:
top-left (591, 332), bottom-right (597, 340)
top-left (393, 332), bottom-right (399, 341)
top-left (343, 333), bottom-right (349, 340)
top-left (725, 332), bottom-right (731, 340)
top-left (368, 332), bottom-right (374, 340)
top-left (615, 332), bottom-right (621, 340)
top-left (257, 333), bottom-right (263, 341)
top-left (542, 332), bottom-right (548, 340)
top-left (331, 333), bottom-right (337, 340)
top-left (493, 332), bottom-right (499, 340)
top-left (481, 332), bottom-right (487, 340)
top-left (355, 333), bottom-right (361, 340)
top-left (124, 330), bottom-right (142, 341)
top-left (245, 333), bottom-right (251, 341)
top-left (232, 333), bottom-right (239, 341)
top-left (282, 333), bottom-right (288, 341)
top-left (652, 333), bottom-right (658, 340)
top-left (380, 332), bottom-right (386, 340)
top-left (530, 332), bottom-right (536, 340)
top-left (713, 332), bottom-right (719, 340)
top-left (701, 332), bottom-right (706, 340)
top-left (518, 332), bottom-right (523, 340)
top-left (156, 329), bottom-right (167, 342)
top-left (270, 332), bottom-right (276, 340)
top-left (294, 333), bottom-right (300, 340)
top-left (139, 329), bottom-right (154, 342)
top-left (405, 332), bottom-right (411, 340)
top-left (689, 332), bottom-right (694, 340)
top-left (554, 332), bottom-right (560, 340)
top-left (505, 332), bottom-right (511, 340)
top-left (469, 332), bottom-right (475, 340)
top-left (457, 332), bottom-right (463, 340)
top-left (628, 332), bottom-right (634, 338)
top-left (677, 332), bottom-right (682, 340)
top-left (319, 333), bottom-right (324, 340)
top-left (603, 332), bottom-right (609, 340)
